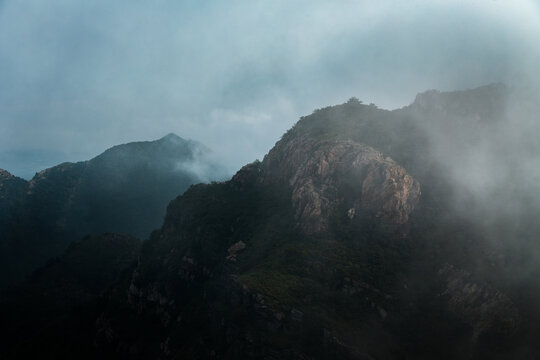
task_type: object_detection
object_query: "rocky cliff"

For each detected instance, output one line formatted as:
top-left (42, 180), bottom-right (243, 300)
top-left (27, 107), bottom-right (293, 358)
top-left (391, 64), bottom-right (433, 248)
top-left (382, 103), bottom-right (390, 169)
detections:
top-left (439, 264), bottom-right (519, 341)
top-left (262, 136), bottom-right (420, 234)
top-left (106, 137), bottom-right (422, 359)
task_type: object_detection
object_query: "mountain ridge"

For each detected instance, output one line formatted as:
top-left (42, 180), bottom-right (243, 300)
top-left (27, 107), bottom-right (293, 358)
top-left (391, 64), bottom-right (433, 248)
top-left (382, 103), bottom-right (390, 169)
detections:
top-left (0, 133), bottom-right (227, 289)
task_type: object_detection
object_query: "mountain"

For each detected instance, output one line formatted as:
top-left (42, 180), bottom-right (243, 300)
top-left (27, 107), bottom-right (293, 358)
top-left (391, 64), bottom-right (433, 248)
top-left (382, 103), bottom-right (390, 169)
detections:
top-left (2, 85), bottom-right (540, 359)
top-left (0, 134), bottom-right (227, 289)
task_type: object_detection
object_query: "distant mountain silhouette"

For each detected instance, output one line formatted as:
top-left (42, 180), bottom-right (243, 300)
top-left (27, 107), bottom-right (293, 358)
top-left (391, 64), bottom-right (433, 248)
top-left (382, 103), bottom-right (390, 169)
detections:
top-left (0, 134), bottom-right (228, 288)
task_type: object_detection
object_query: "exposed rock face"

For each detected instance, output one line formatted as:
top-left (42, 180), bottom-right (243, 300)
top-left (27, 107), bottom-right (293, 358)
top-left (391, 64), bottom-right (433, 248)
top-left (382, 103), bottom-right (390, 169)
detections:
top-left (439, 264), bottom-right (520, 340)
top-left (262, 137), bottom-right (420, 234)
top-left (227, 241), bottom-right (246, 261)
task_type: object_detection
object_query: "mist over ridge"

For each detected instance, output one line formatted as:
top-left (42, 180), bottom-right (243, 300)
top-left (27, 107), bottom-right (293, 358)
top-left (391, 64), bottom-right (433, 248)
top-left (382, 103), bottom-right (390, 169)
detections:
top-left (0, 133), bottom-right (228, 288)
top-left (1, 0), bottom-right (539, 177)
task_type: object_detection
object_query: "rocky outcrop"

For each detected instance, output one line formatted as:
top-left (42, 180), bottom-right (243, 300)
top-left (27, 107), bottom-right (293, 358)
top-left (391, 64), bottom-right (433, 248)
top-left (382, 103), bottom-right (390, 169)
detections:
top-left (439, 264), bottom-right (520, 341)
top-left (0, 169), bottom-right (15, 180)
top-left (262, 137), bottom-right (420, 234)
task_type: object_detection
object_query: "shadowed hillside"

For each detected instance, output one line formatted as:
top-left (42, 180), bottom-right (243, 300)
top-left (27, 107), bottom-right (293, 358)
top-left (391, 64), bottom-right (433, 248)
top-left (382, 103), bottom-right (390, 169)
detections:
top-left (0, 134), bottom-right (227, 289)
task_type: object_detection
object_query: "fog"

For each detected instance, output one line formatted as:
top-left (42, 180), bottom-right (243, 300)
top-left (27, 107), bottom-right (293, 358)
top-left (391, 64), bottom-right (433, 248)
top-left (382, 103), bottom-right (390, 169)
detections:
top-left (0, 0), bottom-right (539, 178)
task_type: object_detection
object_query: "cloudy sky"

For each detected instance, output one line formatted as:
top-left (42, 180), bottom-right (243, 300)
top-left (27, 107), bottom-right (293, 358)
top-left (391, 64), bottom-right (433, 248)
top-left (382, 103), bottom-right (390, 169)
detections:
top-left (1, 0), bottom-right (539, 178)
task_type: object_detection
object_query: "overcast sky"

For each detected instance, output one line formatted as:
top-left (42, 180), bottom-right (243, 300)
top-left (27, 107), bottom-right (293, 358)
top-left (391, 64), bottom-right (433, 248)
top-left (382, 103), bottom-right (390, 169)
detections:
top-left (1, 0), bottom-right (539, 178)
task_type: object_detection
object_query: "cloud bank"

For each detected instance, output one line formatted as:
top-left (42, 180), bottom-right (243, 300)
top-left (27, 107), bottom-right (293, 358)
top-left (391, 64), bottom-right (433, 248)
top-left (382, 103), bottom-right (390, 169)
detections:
top-left (0, 0), bottom-right (538, 177)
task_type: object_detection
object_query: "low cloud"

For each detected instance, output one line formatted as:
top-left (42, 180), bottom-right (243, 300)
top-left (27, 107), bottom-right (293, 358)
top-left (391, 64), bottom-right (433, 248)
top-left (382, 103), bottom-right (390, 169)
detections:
top-left (0, 0), bottom-right (538, 177)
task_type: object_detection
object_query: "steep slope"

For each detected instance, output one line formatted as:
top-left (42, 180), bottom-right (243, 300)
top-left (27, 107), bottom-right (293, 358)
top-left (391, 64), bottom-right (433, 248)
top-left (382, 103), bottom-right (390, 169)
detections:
top-left (114, 136), bottom-right (423, 359)
top-left (65, 133), bottom-right (216, 238)
top-left (261, 133), bottom-right (420, 235)
top-left (0, 134), bottom-right (226, 288)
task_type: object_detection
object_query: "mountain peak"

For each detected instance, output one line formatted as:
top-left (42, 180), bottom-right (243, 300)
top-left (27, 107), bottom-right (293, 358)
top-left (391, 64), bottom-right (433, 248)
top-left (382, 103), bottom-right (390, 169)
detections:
top-left (0, 169), bottom-right (14, 180)
top-left (160, 133), bottom-right (185, 143)
top-left (410, 83), bottom-right (509, 111)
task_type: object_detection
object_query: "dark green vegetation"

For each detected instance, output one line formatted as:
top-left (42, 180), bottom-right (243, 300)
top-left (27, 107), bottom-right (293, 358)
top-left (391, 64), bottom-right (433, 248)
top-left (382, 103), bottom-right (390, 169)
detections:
top-left (0, 134), bottom-right (226, 288)
top-left (2, 85), bottom-right (540, 359)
